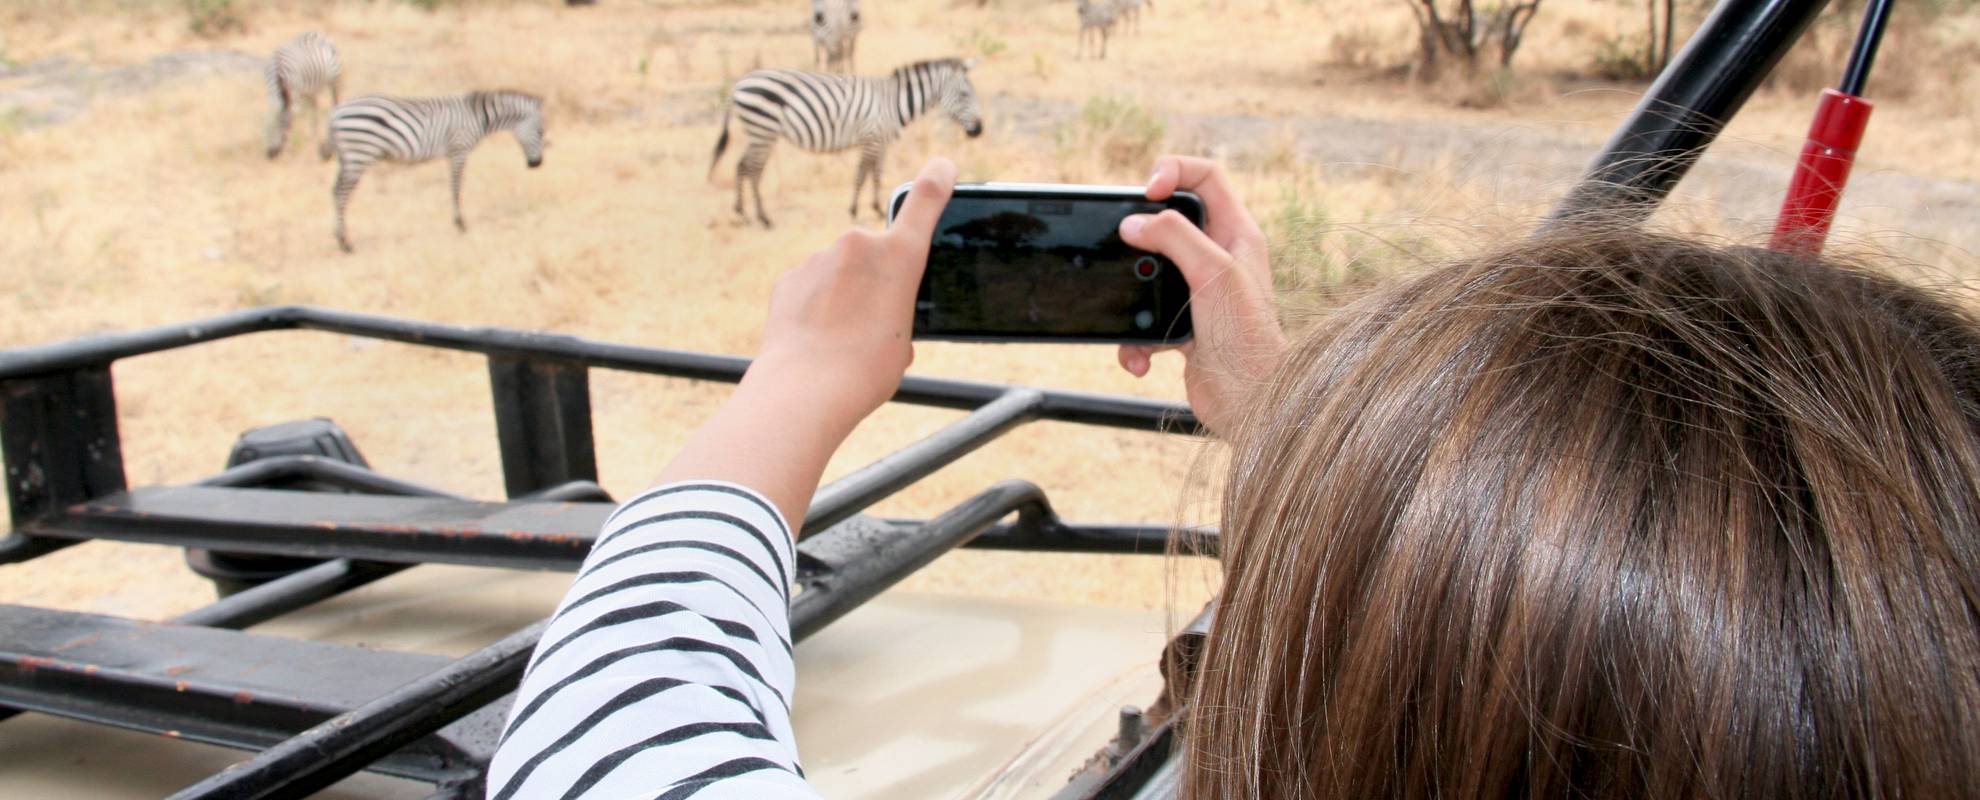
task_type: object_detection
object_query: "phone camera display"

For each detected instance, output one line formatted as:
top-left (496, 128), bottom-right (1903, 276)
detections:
top-left (914, 194), bottom-right (1194, 342)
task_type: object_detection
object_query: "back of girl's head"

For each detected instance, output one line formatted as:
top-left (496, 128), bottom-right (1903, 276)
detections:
top-left (1185, 230), bottom-right (1980, 798)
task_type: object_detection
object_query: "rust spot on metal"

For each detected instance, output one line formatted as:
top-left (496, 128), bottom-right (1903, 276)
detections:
top-left (163, 664), bottom-right (193, 676)
top-left (232, 690), bottom-right (255, 704)
top-left (52, 633), bottom-right (102, 653)
top-left (82, 664), bottom-right (99, 675)
top-left (17, 656), bottom-right (46, 674)
top-left (175, 680), bottom-right (190, 692)
top-left (164, 730), bottom-right (182, 738)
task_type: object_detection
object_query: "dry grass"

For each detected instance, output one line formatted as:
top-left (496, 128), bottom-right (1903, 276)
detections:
top-left (1, 0), bottom-right (1978, 620)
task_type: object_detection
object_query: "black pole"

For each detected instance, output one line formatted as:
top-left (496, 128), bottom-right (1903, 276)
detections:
top-left (1838, 0), bottom-right (1893, 96)
top-left (803, 388), bottom-right (1045, 536)
top-left (1550, 0), bottom-right (1831, 223)
top-left (164, 620), bottom-right (547, 800)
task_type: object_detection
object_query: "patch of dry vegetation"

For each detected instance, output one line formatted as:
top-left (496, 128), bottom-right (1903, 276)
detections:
top-left (0, 0), bottom-right (1977, 621)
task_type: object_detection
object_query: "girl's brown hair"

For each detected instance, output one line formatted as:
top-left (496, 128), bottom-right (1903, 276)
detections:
top-left (1184, 232), bottom-right (1980, 798)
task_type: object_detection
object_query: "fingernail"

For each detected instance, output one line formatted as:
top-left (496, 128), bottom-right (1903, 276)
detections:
top-left (1123, 215), bottom-right (1147, 237)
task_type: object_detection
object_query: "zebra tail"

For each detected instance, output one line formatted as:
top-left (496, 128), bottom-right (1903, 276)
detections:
top-left (708, 102), bottom-right (732, 181)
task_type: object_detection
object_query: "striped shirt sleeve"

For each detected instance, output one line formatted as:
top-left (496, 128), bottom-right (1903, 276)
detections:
top-left (487, 480), bottom-right (821, 800)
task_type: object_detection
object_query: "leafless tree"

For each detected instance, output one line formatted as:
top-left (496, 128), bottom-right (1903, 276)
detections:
top-left (1402, 0), bottom-right (1544, 76)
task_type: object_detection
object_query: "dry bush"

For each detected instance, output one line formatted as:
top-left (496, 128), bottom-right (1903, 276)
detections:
top-left (1327, 25), bottom-right (1385, 68)
top-left (1766, 4), bottom-right (1951, 102)
top-left (1052, 94), bottom-right (1167, 179)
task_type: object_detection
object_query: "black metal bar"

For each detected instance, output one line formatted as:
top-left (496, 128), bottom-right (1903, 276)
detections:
top-left (23, 487), bottom-right (610, 570)
top-left (174, 455), bottom-right (462, 628)
top-left (792, 480), bottom-right (1048, 642)
top-left (488, 357), bottom-right (598, 498)
top-left (193, 454), bottom-right (471, 499)
top-left (0, 365), bottom-right (126, 564)
top-left (164, 620), bottom-right (546, 800)
top-left (0, 306), bottom-right (1197, 433)
top-left (803, 388), bottom-right (1045, 536)
top-left (0, 605), bottom-right (500, 784)
top-left (169, 559), bottom-right (402, 630)
top-left (516, 480), bottom-right (614, 503)
top-left (962, 520), bottom-right (1219, 558)
top-left (0, 306), bottom-right (298, 380)
top-left (1839, 0), bottom-right (1893, 96)
top-left (1549, 0), bottom-right (1830, 223)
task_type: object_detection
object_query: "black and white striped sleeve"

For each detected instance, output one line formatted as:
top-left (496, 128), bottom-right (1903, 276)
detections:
top-left (487, 481), bottom-right (821, 800)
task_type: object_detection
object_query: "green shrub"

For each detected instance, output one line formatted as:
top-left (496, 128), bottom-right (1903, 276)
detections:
top-left (184, 0), bottom-right (243, 38)
top-left (1588, 34), bottom-right (1656, 81)
top-left (955, 28), bottom-right (1008, 60)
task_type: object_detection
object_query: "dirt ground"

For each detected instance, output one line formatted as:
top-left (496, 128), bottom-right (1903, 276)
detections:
top-left (2, 0), bottom-right (1978, 621)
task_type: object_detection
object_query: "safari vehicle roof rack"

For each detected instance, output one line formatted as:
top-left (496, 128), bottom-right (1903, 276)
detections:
top-left (0, 0), bottom-right (1859, 796)
top-left (0, 305), bottom-right (1210, 798)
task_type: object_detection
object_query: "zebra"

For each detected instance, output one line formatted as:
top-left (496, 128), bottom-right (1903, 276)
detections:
top-left (811, 0), bottom-right (860, 73)
top-left (264, 31), bottom-right (342, 159)
top-left (1115, 0), bottom-right (1152, 34)
top-left (709, 58), bottom-right (983, 228)
top-left (1077, 0), bottom-right (1117, 60)
top-left (321, 90), bottom-right (546, 253)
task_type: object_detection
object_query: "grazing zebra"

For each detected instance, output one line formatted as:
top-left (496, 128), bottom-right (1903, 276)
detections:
top-left (709, 58), bottom-right (983, 228)
top-left (1116, 0), bottom-right (1152, 34)
top-left (811, 0), bottom-right (860, 73)
top-left (321, 90), bottom-right (546, 253)
top-left (1077, 0), bottom-right (1117, 60)
top-left (264, 31), bottom-right (342, 159)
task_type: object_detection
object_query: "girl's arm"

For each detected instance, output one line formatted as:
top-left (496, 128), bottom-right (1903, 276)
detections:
top-left (486, 160), bottom-right (957, 800)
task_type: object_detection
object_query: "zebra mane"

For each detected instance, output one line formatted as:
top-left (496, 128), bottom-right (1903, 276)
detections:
top-left (467, 89), bottom-right (544, 108)
top-left (890, 58), bottom-right (967, 79)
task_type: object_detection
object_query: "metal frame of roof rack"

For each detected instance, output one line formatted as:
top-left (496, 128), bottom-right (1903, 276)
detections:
top-left (0, 1), bottom-right (1835, 795)
top-left (0, 306), bottom-right (1209, 798)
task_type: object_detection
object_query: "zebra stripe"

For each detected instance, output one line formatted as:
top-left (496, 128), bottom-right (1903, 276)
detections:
top-left (322, 89), bottom-right (545, 253)
top-left (264, 31), bottom-right (341, 159)
top-left (708, 58), bottom-right (983, 228)
top-left (810, 0), bottom-right (861, 73)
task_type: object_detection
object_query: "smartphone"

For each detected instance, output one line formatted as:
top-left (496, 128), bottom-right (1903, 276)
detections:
top-left (886, 182), bottom-right (1201, 343)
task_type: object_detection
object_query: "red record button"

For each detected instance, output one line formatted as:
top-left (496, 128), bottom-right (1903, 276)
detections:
top-left (1133, 256), bottom-right (1160, 281)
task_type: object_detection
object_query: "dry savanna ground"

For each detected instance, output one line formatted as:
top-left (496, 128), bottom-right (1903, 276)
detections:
top-left (3, 0), bottom-right (1980, 621)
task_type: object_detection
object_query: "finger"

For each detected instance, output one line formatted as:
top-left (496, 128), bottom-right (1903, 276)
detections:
top-left (1117, 344), bottom-right (1152, 377)
top-left (1145, 155), bottom-right (1264, 248)
top-left (887, 158), bottom-right (958, 244)
top-left (1120, 210), bottom-right (1240, 298)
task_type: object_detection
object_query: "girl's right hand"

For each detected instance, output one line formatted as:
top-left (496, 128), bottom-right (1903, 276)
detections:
top-left (1117, 156), bottom-right (1285, 437)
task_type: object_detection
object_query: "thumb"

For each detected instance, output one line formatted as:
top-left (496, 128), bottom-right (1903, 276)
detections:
top-left (887, 158), bottom-right (958, 244)
top-left (1119, 209), bottom-right (1238, 300)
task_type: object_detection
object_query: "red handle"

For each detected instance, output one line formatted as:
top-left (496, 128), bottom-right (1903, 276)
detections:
top-left (1770, 88), bottom-right (1874, 255)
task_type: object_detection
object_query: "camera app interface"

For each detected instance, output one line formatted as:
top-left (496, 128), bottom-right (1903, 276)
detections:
top-left (915, 195), bottom-right (1194, 340)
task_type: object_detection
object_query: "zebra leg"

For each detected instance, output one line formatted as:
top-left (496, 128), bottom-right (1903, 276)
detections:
top-left (750, 166), bottom-right (773, 228)
top-left (332, 159), bottom-right (366, 254)
top-left (867, 148), bottom-right (887, 219)
top-left (738, 140), bottom-right (775, 227)
top-left (848, 158), bottom-right (869, 220)
top-left (449, 151), bottom-right (469, 233)
top-left (266, 85), bottom-right (291, 159)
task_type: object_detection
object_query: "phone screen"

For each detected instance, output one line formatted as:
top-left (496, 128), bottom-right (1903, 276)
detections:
top-left (895, 187), bottom-right (1199, 343)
